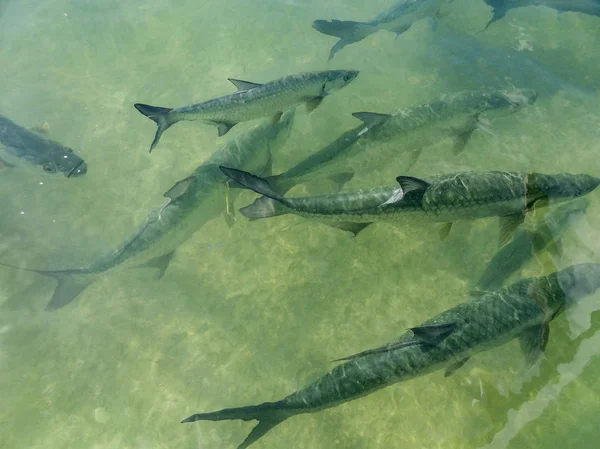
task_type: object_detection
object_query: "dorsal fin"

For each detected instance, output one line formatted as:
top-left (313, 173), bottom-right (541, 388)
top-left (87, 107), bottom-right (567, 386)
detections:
top-left (163, 176), bottom-right (196, 201)
top-left (396, 176), bottom-right (430, 194)
top-left (228, 78), bottom-right (263, 91)
top-left (352, 111), bottom-right (391, 128)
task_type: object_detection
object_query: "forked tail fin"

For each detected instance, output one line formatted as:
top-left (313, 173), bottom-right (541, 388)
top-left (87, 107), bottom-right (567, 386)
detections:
top-left (0, 262), bottom-right (95, 310)
top-left (181, 401), bottom-right (289, 449)
top-left (133, 103), bottom-right (175, 152)
top-left (312, 19), bottom-right (378, 59)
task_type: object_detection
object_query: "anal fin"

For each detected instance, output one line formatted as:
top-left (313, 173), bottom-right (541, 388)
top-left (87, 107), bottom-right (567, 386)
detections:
top-left (519, 324), bottom-right (549, 367)
top-left (136, 251), bottom-right (176, 279)
top-left (306, 97), bottom-right (324, 115)
top-left (438, 222), bottom-right (453, 241)
top-left (327, 221), bottom-right (372, 237)
top-left (444, 357), bottom-right (470, 377)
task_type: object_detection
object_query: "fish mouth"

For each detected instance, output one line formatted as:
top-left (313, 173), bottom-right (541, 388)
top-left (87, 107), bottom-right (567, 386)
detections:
top-left (66, 160), bottom-right (87, 178)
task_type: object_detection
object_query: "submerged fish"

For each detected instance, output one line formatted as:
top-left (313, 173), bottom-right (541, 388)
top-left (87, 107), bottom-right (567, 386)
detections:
top-left (134, 70), bottom-right (358, 152)
top-left (222, 167), bottom-right (599, 242)
top-left (483, 0), bottom-right (600, 30)
top-left (0, 113), bottom-right (87, 177)
top-left (0, 110), bottom-right (296, 310)
top-left (352, 88), bottom-right (537, 169)
top-left (313, 0), bottom-right (447, 59)
top-left (475, 198), bottom-right (589, 291)
top-left (181, 263), bottom-right (600, 449)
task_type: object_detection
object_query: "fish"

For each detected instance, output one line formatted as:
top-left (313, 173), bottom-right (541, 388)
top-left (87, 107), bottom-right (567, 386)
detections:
top-left (221, 167), bottom-right (600, 242)
top-left (0, 113), bottom-right (87, 177)
top-left (483, 0), bottom-right (600, 30)
top-left (351, 88), bottom-right (537, 169)
top-left (134, 70), bottom-right (358, 152)
top-left (181, 263), bottom-right (600, 449)
top-left (261, 125), bottom-right (366, 195)
top-left (475, 198), bottom-right (590, 291)
top-left (0, 110), bottom-right (296, 310)
top-left (313, 0), bottom-right (447, 60)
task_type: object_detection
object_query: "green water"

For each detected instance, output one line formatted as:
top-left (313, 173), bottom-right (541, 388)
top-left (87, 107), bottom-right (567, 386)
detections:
top-left (1, 0), bottom-right (600, 448)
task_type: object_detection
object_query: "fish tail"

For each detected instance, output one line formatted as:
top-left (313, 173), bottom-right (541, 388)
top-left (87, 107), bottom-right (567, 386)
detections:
top-left (0, 262), bottom-right (95, 310)
top-left (133, 103), bottom-right (175, 152)
top-left (181, 401), bottom-right (289, 449)
top-left (312, 19), bottom-right (376, 59)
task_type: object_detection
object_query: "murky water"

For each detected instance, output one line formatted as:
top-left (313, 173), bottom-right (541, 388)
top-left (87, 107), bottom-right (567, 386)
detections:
top-left (1, 0), bottom-right (599, 448)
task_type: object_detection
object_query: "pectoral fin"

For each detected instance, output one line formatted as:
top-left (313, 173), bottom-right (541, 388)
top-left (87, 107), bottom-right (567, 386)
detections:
top-left (438, 222), bottom-right (453, 241)
top-left (30, 120), bottom-right (50, 135)
top-left (452, 119), bottom-right (478, 155)
top-left (0, 156), bottom-right (15, 169)
top-left (444, 357), bottom-right (470, 377)
top-left (519, 324), bottom-right (549, 367)
top-left (216, 122), bottom-right (237, 137)
top-left (498, 214), bottom-right (525, 247)
top-left (270, 112), bottom-right (283, 126)
top-left (405, 149), bottom-right (423, 171)
top-left (228, 78), bottom-right (263, 91)
top-left (306, 97), bottom-right (324, 114)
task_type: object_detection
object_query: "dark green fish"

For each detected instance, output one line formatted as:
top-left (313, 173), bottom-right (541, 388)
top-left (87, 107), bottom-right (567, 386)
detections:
top-left (221, 167), bottom-right (599, 242)
top-left (0, 110), bottom-right (295, 310)
top-left (134, 70), bottom-right (358, 152)
top-left (475, 198), bottom-right (589, 291)
top-left (182, 264), bottom-right (600, 449)
top-left (483, 0), bottom-right (600, 30)
top-left (0, 113), bottom-right (87, 177)
top-left (313, 0), bottom-right (447, 59)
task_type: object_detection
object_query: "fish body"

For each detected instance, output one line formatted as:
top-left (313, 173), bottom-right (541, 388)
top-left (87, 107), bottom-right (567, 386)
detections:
top-left (0, 110), bottom-right (295, 309)
top-left (182, 264), bottom-right (600, 449)
top-left (483, 0), bottom-right (600, 29)
top-left (0, 113), bottom-right (87, 177)
top-left (313, 0), bottom-right (446, 59)
top-left (224, 168), bottom-right (599, 243)
top-left (134, 70), bottom-right (358, 151)
top-left (475, 198), bottom-right (589, 291)
top-left (352, 88), bottom-right (536, 167)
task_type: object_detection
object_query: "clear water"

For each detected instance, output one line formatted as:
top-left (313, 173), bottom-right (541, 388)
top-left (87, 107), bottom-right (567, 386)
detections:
top-left (1, 0), bottom-right (600, 448)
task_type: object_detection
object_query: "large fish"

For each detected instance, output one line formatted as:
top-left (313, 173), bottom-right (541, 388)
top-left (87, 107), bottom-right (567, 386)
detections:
top-left (351, 87), bottom-right (537, 169)
top-left (483, 0), bottom-right (600, 30)
top-left (134, 70), bottom-right (358, 152)
top-left (313, 0), bottom-right (447, 60)
top-left (0, 113), bottom-right (87, 177)
top-left (0, 110), bottom-right (295, 310)
top-left (221, 167), bottom-right (599, 242)
top-left (181, 263), bottom-right (600, 449)
top-left (475, 198), bottom-right (589, 291)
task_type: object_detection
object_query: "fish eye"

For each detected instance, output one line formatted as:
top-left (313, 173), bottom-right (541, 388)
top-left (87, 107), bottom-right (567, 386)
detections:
top-left (43, 164), bottom-right (55, 173)
top-left (344, 74), bottom-right (352, 82)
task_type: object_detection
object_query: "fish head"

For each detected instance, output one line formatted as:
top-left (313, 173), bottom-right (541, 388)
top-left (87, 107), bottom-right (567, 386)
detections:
top-left (475, 88), bottom-right (537, 118)
top-left (40, 146), bottom-right (87, 177)
top-left (321, 70), bottom-right (359, 95)
top-left (535, 173), bottom-right (600, 204)
top-left (542, 197), bottom-right (589, 231)
top-left (557, 263), bottom-right (600, 306)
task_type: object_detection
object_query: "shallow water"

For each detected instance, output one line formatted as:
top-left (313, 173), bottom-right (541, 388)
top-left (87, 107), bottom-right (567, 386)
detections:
top-left (1, 0), bottom-right (600, 448)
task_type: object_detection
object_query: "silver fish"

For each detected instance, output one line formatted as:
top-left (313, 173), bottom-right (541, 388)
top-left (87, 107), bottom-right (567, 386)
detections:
top-left (221, 168), bottom-right (599, 242)
top-left (0, 110), bottom-right (295, 310)
top-left (134, 70), bottom-right (358, 152)
top-left (475, 198), bottom-right (589, 291)
top-left (313, 0), bottom-right (447, 59)
top-left (352, 88), bottom-right (537, 169)
top-left (0, 113), bottom-right (87, 177)
top-left (181, 264), bottom-right (600, 449)
top-left (483, 0), bottom-right (600, 30)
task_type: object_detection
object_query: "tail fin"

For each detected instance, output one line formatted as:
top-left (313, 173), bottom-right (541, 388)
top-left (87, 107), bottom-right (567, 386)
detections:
top-left (181, 401), bottom-right (289, 449)
top-left (240, 196), bottom-right (289, 219)
top-left (312, 20), bottom-right (377, 59)
top-left (133, 103), bottom-right (175, 152)
top-left (0, 262), bottom-right (95, 310)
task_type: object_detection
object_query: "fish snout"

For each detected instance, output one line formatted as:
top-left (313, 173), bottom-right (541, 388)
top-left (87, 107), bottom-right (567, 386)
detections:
top-left (66, 160), bottom-right (87, 177)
